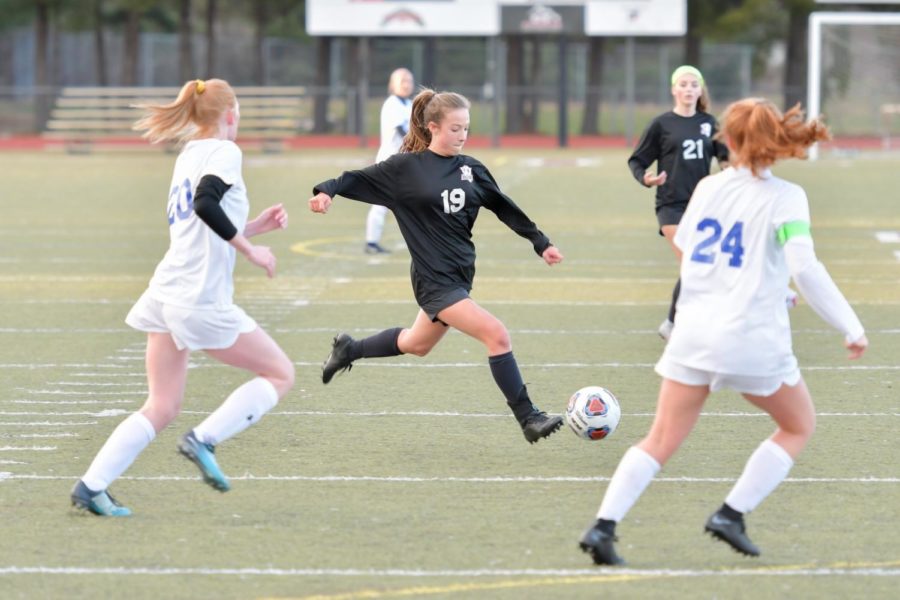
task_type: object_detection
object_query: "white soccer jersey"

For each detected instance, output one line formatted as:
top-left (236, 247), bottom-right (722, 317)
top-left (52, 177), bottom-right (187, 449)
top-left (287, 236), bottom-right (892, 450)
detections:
top-left (662, 166), bottom-right (810, 376)
top-left (146, 138), bottom-right (249, 308)
top-left (375, 95), bottom-right (412, 162)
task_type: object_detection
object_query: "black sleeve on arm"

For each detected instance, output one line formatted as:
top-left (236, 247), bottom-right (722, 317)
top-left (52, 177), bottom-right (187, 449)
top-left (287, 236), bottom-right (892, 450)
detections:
top-left (313, 159), bottom-right (397, 209)
top-left (627, 120), bottom-right (660, 186)
top-left (194, 174), bottom-right (237, 241)
top-left (475, 164), bottom-right (552, 257)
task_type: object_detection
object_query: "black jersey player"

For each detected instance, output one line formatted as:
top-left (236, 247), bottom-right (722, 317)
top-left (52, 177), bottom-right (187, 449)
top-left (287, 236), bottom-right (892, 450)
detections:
top-left (308, 88), bottom-right (565, 444)
top-left (627, 65), bottom-right (729, 340)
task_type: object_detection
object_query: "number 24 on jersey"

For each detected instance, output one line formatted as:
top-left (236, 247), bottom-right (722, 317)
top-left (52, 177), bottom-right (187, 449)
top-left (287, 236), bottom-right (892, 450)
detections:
top-left (690, 217), bottom-right (745, 267)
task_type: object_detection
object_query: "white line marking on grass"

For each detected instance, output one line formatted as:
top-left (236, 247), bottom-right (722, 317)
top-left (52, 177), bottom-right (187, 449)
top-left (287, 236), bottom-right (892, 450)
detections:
top-left (0, 460), bottom-right (26, 464)
top-left (8, 433), bottom-right (76, 438)
top-left (0, 421), bottom-right (98, 427)
top-left (6, 400), bottom-right (136, 405)
top-left (0, 328), bottom-right (128, 334)
top-left (0, 565), bottom-right (897, 578)
top-left (260, 410), bottom-right (898, 419)
top-left (21, 390), bottom-right (145, 396)
top-left (5, 360), bottom-right (900, 373)
top-left (875, 231), bottom-right (900, 243)
top-left (0, 446), bottom-right (56, 452)
top-left (6, 474), bottom-right (899, 484)
top-left (0, 410), bottom-right (128, 417)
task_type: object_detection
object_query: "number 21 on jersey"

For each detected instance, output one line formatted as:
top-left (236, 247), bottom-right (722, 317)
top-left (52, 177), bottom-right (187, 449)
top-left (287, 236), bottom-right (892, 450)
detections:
top-left (690, 217), bottom-right (745, 267)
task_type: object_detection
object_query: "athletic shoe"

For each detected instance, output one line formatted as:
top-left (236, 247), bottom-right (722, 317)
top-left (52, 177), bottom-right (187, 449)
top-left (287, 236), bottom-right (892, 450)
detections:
top-left (70, 480), bottom-right (131, 517)
top-left (365, 242), bottom-right (390, 254)
top-left (322, 333), bottom-right (355, 384)
top-left (579, 520), bottom-right (625, 566)
top-left (520, 410), bottom-right (563, 444)
top-left (178, 431), bottom-right (231, 492)
top-left (657, 318), bottom-right (674, 341)
top-left (704, 509), bottom-right (760, 557)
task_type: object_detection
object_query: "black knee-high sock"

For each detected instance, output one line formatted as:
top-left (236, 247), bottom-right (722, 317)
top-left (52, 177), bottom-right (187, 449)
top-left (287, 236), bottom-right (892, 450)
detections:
top-left (351, 327), bottom-right (403, 360)
top-left (667, 278), bottom-right (681, 323)
top-left (489, 351), bottom-right (536, 423)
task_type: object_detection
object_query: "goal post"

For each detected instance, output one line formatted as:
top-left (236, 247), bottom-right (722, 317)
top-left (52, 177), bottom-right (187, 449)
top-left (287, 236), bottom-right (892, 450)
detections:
top-left (807, 11), bottom-right (900, 159)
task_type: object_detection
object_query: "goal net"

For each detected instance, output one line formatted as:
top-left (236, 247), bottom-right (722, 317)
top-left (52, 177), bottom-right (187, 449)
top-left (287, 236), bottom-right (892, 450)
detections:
top-left (807, 12), bottom-right (900, 158)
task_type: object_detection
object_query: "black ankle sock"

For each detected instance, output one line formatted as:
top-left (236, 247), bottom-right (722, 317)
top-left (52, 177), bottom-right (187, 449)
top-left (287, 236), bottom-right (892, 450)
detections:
top-left (720, 503), bottom-right (743, 521)
top-left (668, 278), bottom-right (681, 322)
top-left (357, 327), bottom-right (403, 360)
top-left (488, 351), bottom-right (535, 422)
top-left (596, 518), bottom-right (617, 535)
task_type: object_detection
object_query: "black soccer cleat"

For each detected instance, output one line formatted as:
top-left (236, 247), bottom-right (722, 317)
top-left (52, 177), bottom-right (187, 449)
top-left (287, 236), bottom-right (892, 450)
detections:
top-left (322, 333), bottom-right (356, 384)
top-left (579, 520), bottom-right (625, 566)
top-left (520, 410), bottom-right (563, 444)
top-left (365, 242), bottom-right (390, 254)
top-left (704, 509), bottom-right (760, 557)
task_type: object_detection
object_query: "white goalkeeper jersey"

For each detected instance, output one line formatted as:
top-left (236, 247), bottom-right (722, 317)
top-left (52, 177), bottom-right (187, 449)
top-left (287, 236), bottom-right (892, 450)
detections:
top-left (147, 138), bottom-right (249, 309)
top-left (663, 166), bottom-right (811, 376)
top-left (376, 94), bottom-right (412, 163)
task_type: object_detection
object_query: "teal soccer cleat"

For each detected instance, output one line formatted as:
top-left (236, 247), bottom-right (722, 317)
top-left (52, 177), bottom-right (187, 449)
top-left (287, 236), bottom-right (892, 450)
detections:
top-left (71, 480), bottom-right (131, 517)
top-left (178, 430), bottom-right (231, 492)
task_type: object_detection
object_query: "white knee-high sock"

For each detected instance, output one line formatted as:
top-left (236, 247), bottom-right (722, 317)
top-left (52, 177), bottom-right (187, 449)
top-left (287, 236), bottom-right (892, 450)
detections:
top-left (597, 446), bottom-right (661, 522)
top-left (192, 377), bottom-right (279, 446)
top-left (725, 439), bottom-right (794, 513)
top-left (81, 412), bottom-right (156, 492)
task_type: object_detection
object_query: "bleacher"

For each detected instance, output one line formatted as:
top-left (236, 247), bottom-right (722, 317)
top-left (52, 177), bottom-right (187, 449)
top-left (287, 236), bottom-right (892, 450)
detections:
top-left (43, 86), bottom-right (310, 152)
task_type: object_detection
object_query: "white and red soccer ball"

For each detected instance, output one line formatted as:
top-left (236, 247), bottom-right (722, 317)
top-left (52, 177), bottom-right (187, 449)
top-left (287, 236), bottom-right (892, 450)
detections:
top-left (565, 386), bottom-right (621, 441)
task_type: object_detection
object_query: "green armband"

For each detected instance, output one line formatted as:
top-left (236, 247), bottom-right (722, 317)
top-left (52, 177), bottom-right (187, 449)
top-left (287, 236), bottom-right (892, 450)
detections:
top-left (776, 221), bottom-right (811, 245)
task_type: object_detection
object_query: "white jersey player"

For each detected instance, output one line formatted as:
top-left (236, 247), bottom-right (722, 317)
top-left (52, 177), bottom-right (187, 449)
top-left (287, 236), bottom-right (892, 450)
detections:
top-left (365, 68), bottom-right (414, 254)
top-left (71, 79), bottom-right (295, 517)
top-left (580, 98), bottom-right (868, 566)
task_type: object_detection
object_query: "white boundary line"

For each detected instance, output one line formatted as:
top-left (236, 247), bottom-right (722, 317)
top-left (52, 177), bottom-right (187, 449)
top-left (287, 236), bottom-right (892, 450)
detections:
top-left (3, 361), bottom-right (899, 371)
top-left (0, 565), bottom-right (897, 578)
top-left (3, 474), bottom-right (898, 483)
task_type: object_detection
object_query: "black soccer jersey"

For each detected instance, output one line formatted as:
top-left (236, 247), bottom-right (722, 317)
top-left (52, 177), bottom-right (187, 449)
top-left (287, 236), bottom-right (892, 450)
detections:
top-left (627, 111), bottom-right (729, 208)
top-left (313, 150), bottom-right (552, 291)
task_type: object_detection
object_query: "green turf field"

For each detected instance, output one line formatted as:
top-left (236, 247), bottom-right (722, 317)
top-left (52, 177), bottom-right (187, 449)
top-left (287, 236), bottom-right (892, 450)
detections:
top-left (0, 148), bottom-right (897, 599)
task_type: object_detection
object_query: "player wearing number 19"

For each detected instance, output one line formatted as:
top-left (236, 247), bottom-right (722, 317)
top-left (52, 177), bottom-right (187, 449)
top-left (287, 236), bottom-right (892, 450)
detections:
top-left (308, 88), bottom-right (566, 444)
top-left (580, 99), bottom-right (868, 565)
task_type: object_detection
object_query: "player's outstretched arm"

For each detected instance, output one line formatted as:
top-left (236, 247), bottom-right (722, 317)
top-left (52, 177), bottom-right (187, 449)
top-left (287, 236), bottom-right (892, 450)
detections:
top-left (542, 245), bottom-right (563, 265)
top-left (309, 192), bottom-right (333, 214)
top-left (244, 203), bottom-right (288, 238)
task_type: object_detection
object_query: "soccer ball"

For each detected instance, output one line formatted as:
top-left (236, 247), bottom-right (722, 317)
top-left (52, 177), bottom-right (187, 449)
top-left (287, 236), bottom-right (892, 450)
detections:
top-left (565, 386), bottom-right (621, 441)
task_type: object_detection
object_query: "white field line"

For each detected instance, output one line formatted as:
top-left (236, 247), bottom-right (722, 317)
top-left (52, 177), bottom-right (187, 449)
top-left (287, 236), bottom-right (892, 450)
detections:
top-left (5, 400), bottom-right (137, 405)
top-left (0, 460), bottom-right (26, 464)
top-left (1, 326), bottom-right (898, 336)
top-left (3, 361), bottom-right (899, 372)
top-left (0, 565), bottom-right (897, 578)
top-left (7, 298), bottom-right (900, 307)
top-left (2, 410), bottom-right (896, 419)
top-left (6, 433), bottom-right (77, 438)
top-left (18, 390), bottom-right (146, 396)
top-left (0, 421), bottom-right (98, 427)
top-left (0, 446), bottom-right (56, 452)
top-left (875, 230), bottom-right (900, 243)
top-left (4, 474), bottom-right (899, 484)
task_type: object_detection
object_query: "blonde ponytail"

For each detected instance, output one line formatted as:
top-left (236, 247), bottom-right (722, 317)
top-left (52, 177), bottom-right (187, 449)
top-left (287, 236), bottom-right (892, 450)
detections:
top-left (133, 78), bottom-right (235, 144)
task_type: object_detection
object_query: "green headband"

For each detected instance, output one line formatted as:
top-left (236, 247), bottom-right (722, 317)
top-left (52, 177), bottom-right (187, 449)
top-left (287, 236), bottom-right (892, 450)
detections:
top-left (671, 65), bottom-right (704, 86)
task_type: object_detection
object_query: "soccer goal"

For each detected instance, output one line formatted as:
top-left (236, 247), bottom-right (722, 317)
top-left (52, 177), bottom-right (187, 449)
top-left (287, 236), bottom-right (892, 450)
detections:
top-left (807, 11), bottom-right (900, 159)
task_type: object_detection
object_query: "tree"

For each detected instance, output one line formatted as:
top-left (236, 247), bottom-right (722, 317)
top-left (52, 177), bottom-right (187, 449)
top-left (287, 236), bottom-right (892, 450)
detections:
top-left (782, 0), bottom-right (815, 109)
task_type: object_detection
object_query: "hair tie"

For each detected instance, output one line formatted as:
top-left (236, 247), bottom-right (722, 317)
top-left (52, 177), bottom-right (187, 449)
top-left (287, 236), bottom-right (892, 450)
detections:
top-left (195, 79), bottom-right (206, 95)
